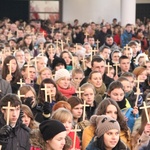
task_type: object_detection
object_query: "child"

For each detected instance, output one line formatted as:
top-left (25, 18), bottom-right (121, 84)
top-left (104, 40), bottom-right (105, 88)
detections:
top-left (107, 81), bottom-right (139, 132)
top-left (51, 108), bottom-right (80, 149)
top-left (71, 68), bottom-right (84, 90)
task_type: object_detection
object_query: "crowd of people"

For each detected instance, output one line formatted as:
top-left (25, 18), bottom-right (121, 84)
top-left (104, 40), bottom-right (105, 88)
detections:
top-left (0, 17), bottom-right (150, 150)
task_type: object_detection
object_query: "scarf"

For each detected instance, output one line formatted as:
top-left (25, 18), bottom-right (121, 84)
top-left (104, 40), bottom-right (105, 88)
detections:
top-left (95, 83), bottom-right (106, 96)
top-left (57, 85), bottom-right (75, 98)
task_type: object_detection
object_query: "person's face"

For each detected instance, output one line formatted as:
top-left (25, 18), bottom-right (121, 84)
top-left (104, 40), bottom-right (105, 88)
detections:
top-left (25, 36), bottom-right (32, 45)
top-left (81, 88), bottom-right (94, 106)
top-left (138, 57), bottom-right (146, 66)
top-left (62, 119), bottom-right (72, 134)
top-left (101, 48), bottom-right (111, 60)
top-left (120, 59), bottom-right (130, 72)
top-left (15, 51), bottom-right (25, 63)
top-left (105, 104), bottom-right (117, 120)
top-left (2, 105), bottom-right (20, 127)
top-left (24, 67), bottom-right (36, 81)
top-left (102, 27), bottom-right (107, 33)
top-left (57, 77), bottom-right (70, 89)
top-left (41, 70), bottom-right (52, 80)
top-left (130, 45), bottom-right (138, 56)
top-left (126, 25), bottom-right (132, 33)
top-left (25, 90), bottom-right (36, 105)
top-left (138, 70), bottom-right (147, 81)
top-left (123, 50), bottom-right (133, 60)
top-left (89, 72), bottom-right (102, 88)
top-left (109, 88), bottom-right (124, 101)
top-left (72, 104), bottom-right (83, 119)
top-left (125, 76), bottom-right (135, 89)
top-left (112, 52), bottom-right (121, 63)
top-left (8, 59), bottom-right (17, 73)
top-left (84, 44), bottom-right (92, 53)
top-left (146, 62), bottom-right (150, 74)
top-left (88, 38), bottom-right (95, 45)
top-left (55, 64), bottom-right (65, 71)
top-left (62, 53), bottom-right (71, 65)
top-left (37, 59), bottom-right (47, 71)
top-left (47, 48), bottom-right (55, 60)
top-left (45, 83), bottom-right (56, 99)
top-left (107, 68), bottom-right (115, 79)
top-left (92, 61), bottom-right (105, 75)
top-left (121, 80), bottom-right (131, 93)
top-left (22, 112), bottom-right (31, 127)
top-left (47, 131), bottom-right (67, 150)
top-left (104, 129), bottom-right (119, 149)
top-left (72, 73), bottom-right (84, 85)
top-left (106, 37), bottom-right (113, 46)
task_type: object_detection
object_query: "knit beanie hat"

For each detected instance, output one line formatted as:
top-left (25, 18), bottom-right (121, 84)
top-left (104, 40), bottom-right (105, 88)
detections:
top-left (55, 69), bottom-right (70, 82)
top-left (52, 57), bottom-right (66, 70)
top-left (90, 115), bottom-right (120, 138)
top-left (39, 119), bottom-right (66, 141)
top-left (133, 66), bottom-right (146, 77)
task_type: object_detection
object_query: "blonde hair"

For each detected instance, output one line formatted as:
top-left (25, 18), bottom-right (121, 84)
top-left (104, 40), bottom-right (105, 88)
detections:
top-left (36, 67), bottom-right (52, 85)
top-left (80, 83), bottom-right (96, 95)
top-left (51, 108), bottom-right (72, 123)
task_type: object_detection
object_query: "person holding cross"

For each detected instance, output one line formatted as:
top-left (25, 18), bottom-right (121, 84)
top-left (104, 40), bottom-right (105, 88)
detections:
top-left (0, 93), bottom-right (30, 150)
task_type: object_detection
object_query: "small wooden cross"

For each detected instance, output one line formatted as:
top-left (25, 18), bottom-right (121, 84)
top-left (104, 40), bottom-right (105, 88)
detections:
top-left (105, 62), bottom-right (112, 75)
top-left (113, 63), bottom-right (120, 76)
top-left (82, 100), bottom-right (89, 121)
top-left (71, 124), bottom-right (81, 149)
top-left (76, 87), bottom-right (84, 99)
top-left (17, 90), bottom-right (25, 99)
top-left (7, 31), bottom-right (13, 40)
top-left (84, 32), bottom-right (89, 39)
top-left (134, 88), bottom-right (142, 107)
top-left (24, 62), bottom-right (32, 79)
top-left (140, 102), bottom-right (150, 123)
top-left (81, 57), bottom-right (86, 71)
top-left (51, 26), bottom-right (55, 37)
top-left (91, 48), bottom-right (98, 56)
top-left (72, 56), bottom-right (76, 69)
top-left (134, 76), bottom-right (143, 90)
top-left (7, 61), bottom-right (12, 75)
top-left (65, 37), bottom-right (70, 44)
top-left (59, 40), bottom-right (65, 52)
top-left (96, 40), bottom-right (100, 50)
top-left (55, 39), bottom-right (59, 49)
top-left (124, 44), bottom-right (130, 50)
top-left (17, 79), bottom-right (25, 87)
top-left (2, 102), bottom-right (15, 125)
top-left (41, 84), bottom-right (51, 102)
top-left (39, 47), bottom-right (45, 56)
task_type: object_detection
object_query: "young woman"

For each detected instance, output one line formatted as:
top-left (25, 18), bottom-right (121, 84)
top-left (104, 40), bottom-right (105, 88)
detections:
top-left (107, 81), bottom-right (139, 132)
top-left (2, 55), bottom-right (22, 93)
top-left (36, 67), bottom-right (53, 85)
top-left (81, 83), bottom-right (97, 120)
top-left (86, 115), bottom-right (128, 150)
top-left (88, 71), bottom-right (106, 104)
top-left (55, 69), bottom-right (75, 98)
top-left (51, 108), bottom-right (80, 149)
top-left (82, 98), bottom-right (131, 150)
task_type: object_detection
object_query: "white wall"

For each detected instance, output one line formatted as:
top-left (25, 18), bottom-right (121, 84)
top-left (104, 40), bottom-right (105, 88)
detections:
top-left (63, 0), bottom-right (150, 24)
top-left (63, 0), bottom-right (120, 24)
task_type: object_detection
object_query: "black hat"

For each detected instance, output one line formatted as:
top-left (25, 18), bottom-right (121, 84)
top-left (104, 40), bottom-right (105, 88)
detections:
top-left (52, 57), bottom-right (66, 70)
top-left (39, 120), bottom-right (66, 141)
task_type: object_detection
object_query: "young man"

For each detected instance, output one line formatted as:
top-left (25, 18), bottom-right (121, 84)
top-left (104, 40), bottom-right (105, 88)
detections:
top-left (99, 46), bottom-right (111, 63)
top-left (0, 94), bottom-right (30, 150)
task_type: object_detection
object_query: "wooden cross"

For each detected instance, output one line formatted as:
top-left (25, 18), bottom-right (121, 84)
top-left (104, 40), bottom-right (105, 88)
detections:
top-left (91, 48), bottom-right (98, 56)
top-left (76, 87), bottom-right (84, 99)
top-left (105, 62), bottom-right (112, 75)
top-left (134, 88), bottom-right (142, 107)
top-left (59, 40), bottom-right (65, 51)
top-left (81, 57), bottom-right (86, 71)
top-left (124, 44), bottom-right (130, 50)
top-left (7, 61), bottom-right (12, 75)
top-left (82, 100), bottom-right (89, 121)
top-left (134, 76), bottom-right (143, 90)
top-left (140, 102), bottom-right (150, 123)
top-left (71, 124), bottom-right (81, 149)
top-left (17, 79), bottom-right (25, 87)
top-left (55, 39), bottom-right (59, 49)
top-left (113, 63), bottom-right (120, 76)
top-left (17, 90), bottom-right (25, 99)
top-left (24, 62), bottom-right (32, 79)
top-left (7, 31), bottom-right (13, 40)
top-left (39, 47), bottom-right (45, 56)
top-left (96, 40), bottom-right (100, 50)
top-left (41, 84), bottom-right (51, 102)
top-left (72, 56), bottom-right (76, 69)
top-left (84, 32), bottom-right (89, 39)
top-left (2, 102), bottom-right (15, 125)
top-left (65, 37), bottom-right (70, 44)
